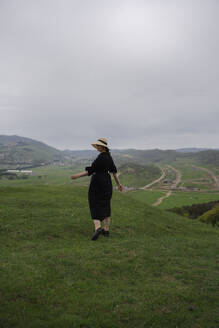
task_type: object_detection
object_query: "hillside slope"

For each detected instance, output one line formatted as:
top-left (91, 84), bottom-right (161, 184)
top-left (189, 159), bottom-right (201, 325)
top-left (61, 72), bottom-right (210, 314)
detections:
top-left (0, 185), bottom-right (219, 327)
top-left (0, 135), bottom-right (63, 167)
top-left (194, 150), bottom-right (219, 166)
top-left (118, 163), bottom-right (161, 188)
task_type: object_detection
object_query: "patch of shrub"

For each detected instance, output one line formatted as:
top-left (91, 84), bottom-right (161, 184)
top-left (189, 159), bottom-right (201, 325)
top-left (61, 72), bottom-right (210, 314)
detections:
top-left (199, 204), bottom-right (219, 227)
top-left (168, 200), bottom-right (219, 219)
top-left (7, 174), bottom-right (17, 180)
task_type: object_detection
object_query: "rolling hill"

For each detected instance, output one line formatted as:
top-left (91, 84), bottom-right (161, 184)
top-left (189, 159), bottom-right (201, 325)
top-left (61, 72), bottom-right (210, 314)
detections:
top-left (194, 150), bottom-right (219, 166)
top-left (1, 135), bottom-right (219, 171)
top-left (0, 135), bottom-right (63, 168)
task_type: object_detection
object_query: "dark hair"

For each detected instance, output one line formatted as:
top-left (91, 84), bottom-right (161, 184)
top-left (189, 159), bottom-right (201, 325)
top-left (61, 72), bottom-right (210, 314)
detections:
top-left (104, 147), bottom-right (111, 155)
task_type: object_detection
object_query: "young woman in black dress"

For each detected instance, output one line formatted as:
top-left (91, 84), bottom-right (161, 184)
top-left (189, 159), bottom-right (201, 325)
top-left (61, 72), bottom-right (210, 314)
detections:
top-left (71, 138), bottom-right (123, 240)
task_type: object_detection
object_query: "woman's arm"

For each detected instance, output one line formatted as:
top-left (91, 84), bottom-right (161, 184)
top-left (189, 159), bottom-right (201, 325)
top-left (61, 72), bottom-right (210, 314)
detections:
top-left (113, 173), bottom-right (123, 191)
top-left (71, 171), bottom-right (88, 180)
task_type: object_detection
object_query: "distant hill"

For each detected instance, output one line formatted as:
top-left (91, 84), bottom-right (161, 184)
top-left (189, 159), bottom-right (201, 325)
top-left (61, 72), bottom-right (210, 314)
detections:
top-left (113, 148), bottom-right (219, 167)
top-left (113, 148), bottom-right (182, 164)
top-left (176, 148), bottom-right (212, 153)
top-left (0, 135), bottom-right (63, 168)
top-left (66, 148), bottom-right (185, 165)
top-left (1, 135), bottom-right (219, 169)
top-left (193, 150), bottom-right (219, 166)
top-left (62, 149), bottom-right (96, 159)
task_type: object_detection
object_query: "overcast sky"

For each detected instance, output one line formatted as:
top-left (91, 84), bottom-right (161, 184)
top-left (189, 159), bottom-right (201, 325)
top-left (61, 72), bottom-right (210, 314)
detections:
top-left (0, 0), bottom-right (219, 150)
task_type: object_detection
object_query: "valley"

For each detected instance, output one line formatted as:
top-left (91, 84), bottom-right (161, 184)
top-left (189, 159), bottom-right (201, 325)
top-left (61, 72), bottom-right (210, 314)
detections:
top-left (1, 134), bottom-right (219, 212)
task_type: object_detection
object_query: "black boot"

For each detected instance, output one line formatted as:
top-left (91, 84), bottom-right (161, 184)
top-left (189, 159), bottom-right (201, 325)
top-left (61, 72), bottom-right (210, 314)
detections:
top-left (102, 229), bottom-right (110, 237)
top-left (91, 228), bottom-right (103, 241)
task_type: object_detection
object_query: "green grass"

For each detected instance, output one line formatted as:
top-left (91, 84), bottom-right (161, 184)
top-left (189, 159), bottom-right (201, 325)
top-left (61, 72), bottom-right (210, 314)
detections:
top-left (128, 190), bottom-right (165, 205)
top-left (174, 164), bottom-right (209, 180)
top-left (158, 191), bottom-right (219, 209)
top-left (0, 185), bottom-right (219, 327)
top-left (126, 189), bottom-right (219, 210)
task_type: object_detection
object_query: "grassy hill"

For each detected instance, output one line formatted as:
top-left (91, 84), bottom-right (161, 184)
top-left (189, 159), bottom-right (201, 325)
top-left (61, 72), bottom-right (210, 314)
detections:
top-left (118, 163), bottom-right (161, 188)
top-left (0, 135), bottom-right (63, 168)
top-left (194, 150), bottom-right (219, 167)
top-left (62, 148), bottom-right (182, 167)
top-left (110, 149), bottom-right (185, 166)
top-left (0, 185), bottom-right (219, 327)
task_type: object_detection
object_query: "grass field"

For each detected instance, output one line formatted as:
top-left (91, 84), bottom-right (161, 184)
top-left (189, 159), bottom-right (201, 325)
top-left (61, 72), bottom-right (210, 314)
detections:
top-left (128, 190), bottom-right (165, 205)
top-left (157, 191), bottom-right (219, 209)
top-left (173, 164), bottom-right (209, 181)
top-left (126, 189), bottom-right (219, 210)
top-left (0, 184), bottom-right (219, 327)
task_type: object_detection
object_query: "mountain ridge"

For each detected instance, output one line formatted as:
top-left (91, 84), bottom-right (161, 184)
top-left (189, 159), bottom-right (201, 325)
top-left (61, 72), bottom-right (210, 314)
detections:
top-left (1, 135), bottom-right (219, 168)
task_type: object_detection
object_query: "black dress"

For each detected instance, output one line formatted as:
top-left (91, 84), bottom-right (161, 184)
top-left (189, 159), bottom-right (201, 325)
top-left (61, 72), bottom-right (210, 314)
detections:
top-left (85, 152), bottom-right (117, 221)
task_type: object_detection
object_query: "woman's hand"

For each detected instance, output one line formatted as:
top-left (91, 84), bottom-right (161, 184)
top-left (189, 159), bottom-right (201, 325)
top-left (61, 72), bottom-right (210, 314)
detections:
top-left (117, 184), bottom-right (123, 192)
top-left (71, 174), bottom-right (78, 180)
top-left (112, 173), bottom-right (123, 192)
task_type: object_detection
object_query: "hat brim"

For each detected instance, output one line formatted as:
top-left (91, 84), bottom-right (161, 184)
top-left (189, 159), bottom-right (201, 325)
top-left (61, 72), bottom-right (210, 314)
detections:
top-left (92, 142), bottom-right (109, 150)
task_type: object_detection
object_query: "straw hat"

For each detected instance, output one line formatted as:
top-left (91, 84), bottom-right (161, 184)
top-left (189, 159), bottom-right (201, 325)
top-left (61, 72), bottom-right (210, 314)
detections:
top-left (92, 138), bottom-right (109, 150)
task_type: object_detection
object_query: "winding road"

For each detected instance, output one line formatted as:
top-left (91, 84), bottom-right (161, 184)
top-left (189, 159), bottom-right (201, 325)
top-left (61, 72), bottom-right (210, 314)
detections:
top-left (152, 190), bottom-right (172, 206)
top-left (142, 168), bottom-right (166, 189)
top-left (120, 163), bottom-right (219, 206)
top-left (167, 165), bottom-right (182, 188)
top-left (152, 165), bottom-right (182, 206)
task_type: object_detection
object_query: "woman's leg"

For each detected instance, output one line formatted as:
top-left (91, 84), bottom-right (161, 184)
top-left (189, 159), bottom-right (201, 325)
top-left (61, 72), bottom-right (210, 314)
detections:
top-left (104, 217), bottom-right (110, 231)
top-left (93, 219), bottom-right (101, 230)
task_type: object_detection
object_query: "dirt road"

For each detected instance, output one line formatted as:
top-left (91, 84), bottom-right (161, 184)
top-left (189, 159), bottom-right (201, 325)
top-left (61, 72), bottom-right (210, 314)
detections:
top-left (152, 165), bottom-right (182, 206)
top-left (152, 190), bottom-right (172, 206)
top-left (167, 165), bottom-right (182, 188)
top-left (142, 168), bottom-right (166, 189)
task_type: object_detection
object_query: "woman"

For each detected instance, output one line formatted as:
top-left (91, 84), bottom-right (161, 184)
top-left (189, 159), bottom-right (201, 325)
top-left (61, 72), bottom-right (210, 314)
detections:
top-left (71, 138), bottom-right (123, 241)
